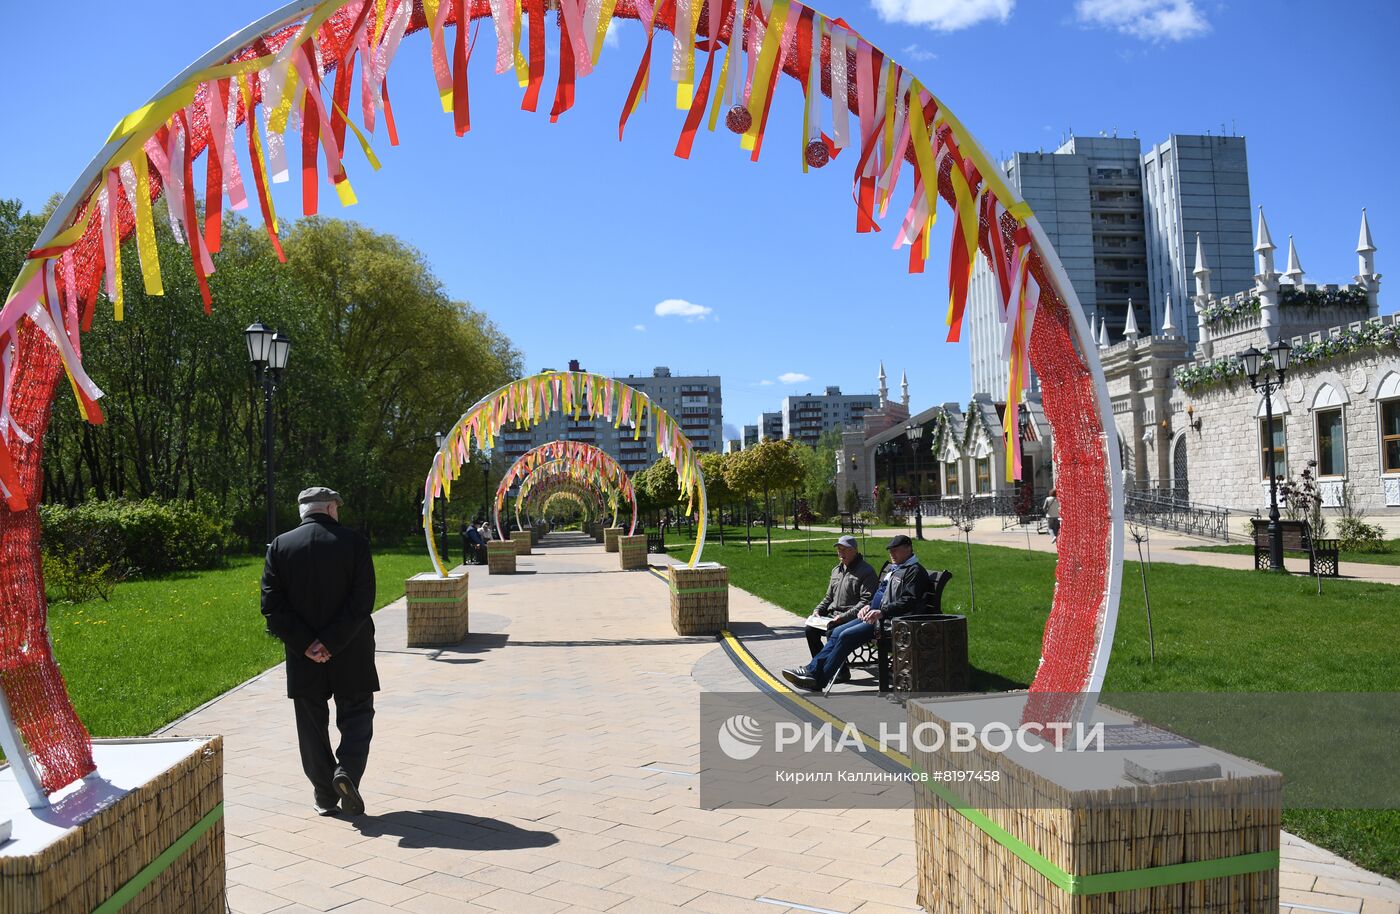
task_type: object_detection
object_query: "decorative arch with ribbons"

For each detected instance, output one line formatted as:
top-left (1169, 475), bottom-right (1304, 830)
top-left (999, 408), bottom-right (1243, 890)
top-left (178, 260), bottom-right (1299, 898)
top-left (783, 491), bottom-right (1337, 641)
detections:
top-left (513, 461), bottom-right (622, 528)
top-left (489, 440), bottom-right (637, 542)
top-left (424, 370), bottom-right (707, 578)
top-left (0, 0), bottom-right (1122, 801)
top-left (532, 489), bottom-right (596, 524)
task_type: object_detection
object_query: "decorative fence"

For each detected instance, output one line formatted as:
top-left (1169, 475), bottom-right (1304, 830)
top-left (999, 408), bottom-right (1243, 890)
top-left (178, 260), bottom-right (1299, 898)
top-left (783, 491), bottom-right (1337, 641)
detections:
top-left (1124, 490), bottom-right (1231, 542)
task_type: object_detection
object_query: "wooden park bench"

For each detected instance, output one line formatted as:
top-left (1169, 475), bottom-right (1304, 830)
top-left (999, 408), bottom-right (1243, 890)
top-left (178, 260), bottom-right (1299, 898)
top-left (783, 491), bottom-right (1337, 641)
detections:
top-left (816, 569), bottom-right (953, 693)
top-left (839, 512), bottom-right (869, 537)
top-left (1251, 517), bottom-right (1339, 577)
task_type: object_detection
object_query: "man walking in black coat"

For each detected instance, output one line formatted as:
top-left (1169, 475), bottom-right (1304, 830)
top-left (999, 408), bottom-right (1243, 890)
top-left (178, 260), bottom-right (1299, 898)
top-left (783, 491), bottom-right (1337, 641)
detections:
top-left (261, 486), bottom-right (378, 817)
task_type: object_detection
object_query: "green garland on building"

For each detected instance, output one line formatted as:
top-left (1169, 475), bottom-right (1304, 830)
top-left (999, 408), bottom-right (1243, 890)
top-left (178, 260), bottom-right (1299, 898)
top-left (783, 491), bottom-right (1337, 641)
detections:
top-left (1175, 318), bottom-right (1399, 392)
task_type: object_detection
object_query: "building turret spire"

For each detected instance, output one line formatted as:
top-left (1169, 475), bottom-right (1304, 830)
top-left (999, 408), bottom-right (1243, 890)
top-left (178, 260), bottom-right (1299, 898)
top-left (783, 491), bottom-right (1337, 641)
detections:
top-left (1123, 299), bottom-right (1140, 343)
top-left (877, 361), bottom-right (888, 408)
top-left (1160, 292), bottom-right (1177, 336)
top-left (1254, 207), bottom-right (1277, 278)
top-left (1193, 234), bottom-right (1214, 358)
top-left (1283, 235), bottom-right (1305, 287)
top-left (1356, 208), bottom-right (1380, 315)
top-left (900, 370), bottom-right (909, 408)
top-left (1097, 315), bottom-right (1109, 348)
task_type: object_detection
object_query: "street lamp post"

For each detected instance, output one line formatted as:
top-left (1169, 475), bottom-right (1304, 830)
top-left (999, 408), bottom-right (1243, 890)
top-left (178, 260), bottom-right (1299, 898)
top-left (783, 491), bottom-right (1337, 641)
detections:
top-left (1240, 340), bottom-right (1293, 573)
top-left (906, 422), bottom-right (925, 540)
top-left (245, 322), bottom-right (290, 548)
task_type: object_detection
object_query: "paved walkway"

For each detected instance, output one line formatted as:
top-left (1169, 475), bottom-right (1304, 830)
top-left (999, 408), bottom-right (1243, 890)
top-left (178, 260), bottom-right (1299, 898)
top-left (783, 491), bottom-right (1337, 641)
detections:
top-left (163, 532), bottom-right (1400, 913)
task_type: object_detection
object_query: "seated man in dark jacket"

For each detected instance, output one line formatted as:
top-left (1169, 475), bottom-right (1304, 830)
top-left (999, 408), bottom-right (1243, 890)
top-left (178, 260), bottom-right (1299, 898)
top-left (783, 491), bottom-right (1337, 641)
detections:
top-left (805, 535), bottom-right (879, 678)
top-left (261, 486), bottom-right (378, 817)
top-left (783, 535), bottom-right (929, 691)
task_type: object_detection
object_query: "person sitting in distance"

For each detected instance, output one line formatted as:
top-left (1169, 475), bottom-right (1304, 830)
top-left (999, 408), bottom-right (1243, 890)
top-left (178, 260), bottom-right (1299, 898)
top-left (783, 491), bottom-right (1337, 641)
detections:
top-left (463, 521), bottom-right (487, 564)
top-left (803, 535), bottom-right (878, 683)
top-left (783, 535), bottom-right (929, 691)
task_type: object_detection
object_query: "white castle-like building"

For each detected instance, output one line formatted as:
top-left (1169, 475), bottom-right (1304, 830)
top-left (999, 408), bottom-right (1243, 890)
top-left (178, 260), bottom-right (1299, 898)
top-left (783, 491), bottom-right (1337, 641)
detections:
top-left (838, 208), bottom-right (1398, 523)
top-left (1100, 207), bottom-right (1395, 518)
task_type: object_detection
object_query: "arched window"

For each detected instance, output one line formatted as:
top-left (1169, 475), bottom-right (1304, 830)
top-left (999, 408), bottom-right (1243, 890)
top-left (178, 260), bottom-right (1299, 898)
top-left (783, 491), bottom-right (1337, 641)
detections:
top-left (1311, 384), bottom-right (1346, 478)
top-left (1380, 372), bottom-right (1400, 475)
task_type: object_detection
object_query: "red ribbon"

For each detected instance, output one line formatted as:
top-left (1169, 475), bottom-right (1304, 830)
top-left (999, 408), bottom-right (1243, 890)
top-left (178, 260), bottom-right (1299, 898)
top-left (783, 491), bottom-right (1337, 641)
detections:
top-left (382, 77), bottom-right (400, 146)
top-left (176, 111), bottom-right (213, 312)
top-left (452, 0), bottom-right (472, 134)
top-left (521, 0), bottom-right (546, 112)
top-left (550, 1), bottom-right (576, 122)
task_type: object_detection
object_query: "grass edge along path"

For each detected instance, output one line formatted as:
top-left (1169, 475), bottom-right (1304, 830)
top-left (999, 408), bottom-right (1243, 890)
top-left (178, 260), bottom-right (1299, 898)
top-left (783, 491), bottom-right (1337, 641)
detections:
top-left (1183, 540), bottom-right (1400, 567)
top-left (48, 547), bottom-right (432, 740)
top-left (702, 535), bottom-right (1400, 880)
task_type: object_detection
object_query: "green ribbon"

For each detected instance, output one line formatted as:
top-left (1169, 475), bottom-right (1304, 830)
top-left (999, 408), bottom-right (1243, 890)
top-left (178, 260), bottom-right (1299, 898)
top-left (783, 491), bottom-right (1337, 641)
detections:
top-left (918, 773), bottom-right (1278, 896)
top-left (670, 585), bottom-right (729, 595)
top-left (406, 596), bottom-right (465, 604)
top-left (91, 802), bottom-right (224, 914)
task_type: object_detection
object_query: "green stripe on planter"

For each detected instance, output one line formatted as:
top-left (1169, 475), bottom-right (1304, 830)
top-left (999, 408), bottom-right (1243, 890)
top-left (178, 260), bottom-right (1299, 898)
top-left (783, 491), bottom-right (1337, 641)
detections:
top-left (918, 773), bottom-right (1278, 895)
top-left (91, 801), bottom-right (224, 914)
top-left (406, 597), bottom-right (465, 604)
top-left (669, 585), bottom-right (729, 595)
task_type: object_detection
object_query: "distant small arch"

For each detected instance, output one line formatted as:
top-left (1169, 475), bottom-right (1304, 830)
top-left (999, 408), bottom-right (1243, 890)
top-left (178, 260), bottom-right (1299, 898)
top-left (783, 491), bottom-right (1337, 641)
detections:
top-left (1256, 391), bottom-right (1290, 417)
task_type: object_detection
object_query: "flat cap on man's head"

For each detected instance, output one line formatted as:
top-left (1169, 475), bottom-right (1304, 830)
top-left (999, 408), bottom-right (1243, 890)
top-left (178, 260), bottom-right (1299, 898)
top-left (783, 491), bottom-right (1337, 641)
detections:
top-left (835, 535), bottom-right (858, 549)
top-left (298, 486), bottom-right (343, 505)
top-left (886, 534), bottom-right (913, 550)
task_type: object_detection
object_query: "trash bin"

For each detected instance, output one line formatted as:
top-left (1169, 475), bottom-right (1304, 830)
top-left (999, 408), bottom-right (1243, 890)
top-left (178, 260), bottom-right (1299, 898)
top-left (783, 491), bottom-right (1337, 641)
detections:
top-left (892, 614), bottom-right (969, 694)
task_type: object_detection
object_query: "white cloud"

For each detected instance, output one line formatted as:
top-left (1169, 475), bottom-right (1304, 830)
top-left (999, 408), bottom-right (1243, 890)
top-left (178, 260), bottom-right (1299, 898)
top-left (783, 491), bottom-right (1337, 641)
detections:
top-left (654, 299), bottom-right (713, 321)
top-left (1075, 0), bottom-right (1209, 41)
top-left (603, 18), bottom-right (623, 48)
top-left (633, 324), bottom-right (646, 332)
top-left (902, 44), bottom-right (938, 62)
top-left (778, 372), bottom-right (812, 384)
top-left (756, 379), bottom-right (775, 386)
top-left (870, 0), bottom-right (1013, 31)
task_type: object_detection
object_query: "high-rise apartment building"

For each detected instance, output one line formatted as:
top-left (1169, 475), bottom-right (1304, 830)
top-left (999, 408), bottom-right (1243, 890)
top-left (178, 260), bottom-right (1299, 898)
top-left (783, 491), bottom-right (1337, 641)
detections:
top-left (742, 424), bottom-right (759, 448)
top-left (759, 411), bottom-right (784, 441)
top-left (780, 386), bottom-right (880, 446)
top-left (969, 134), bottom-right (1252, 397)
top-left (496, 362), bottom-right (723, 476)
top-left (1142, 135), bottom-right (1253, 346)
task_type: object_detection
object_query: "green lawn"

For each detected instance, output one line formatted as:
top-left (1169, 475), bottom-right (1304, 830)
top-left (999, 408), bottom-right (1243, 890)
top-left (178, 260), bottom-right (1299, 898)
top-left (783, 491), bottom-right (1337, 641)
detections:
top-left (1184, 540), bottom-right (1400, 567)
top-left (701, 535), bottom-right (1400, 878)
top-left (49, 547), bottom-right (433, 738)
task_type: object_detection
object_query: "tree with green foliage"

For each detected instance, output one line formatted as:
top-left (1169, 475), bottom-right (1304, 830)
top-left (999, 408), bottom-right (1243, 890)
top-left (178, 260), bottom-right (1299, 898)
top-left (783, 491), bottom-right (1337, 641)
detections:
top-left (723, 439), bottom-right (805, 557)
top-left (7, 203), bottom-right (523, 547)
top-left (698, 451), bottom-right (730, 545)
top-left (634, 458), bottom-right (684, 535)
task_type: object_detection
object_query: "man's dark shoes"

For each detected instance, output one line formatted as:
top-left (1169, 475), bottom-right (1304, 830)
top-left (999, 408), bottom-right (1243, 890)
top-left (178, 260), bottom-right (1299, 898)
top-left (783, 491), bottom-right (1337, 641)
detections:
top-left (313, 796), bottom-right (340, 817)
top-left (834, 667), bottom-right (852, 684)
top-left (781, 667), bottom-right (819, 691)
top-left (332, 768), bottom-right (366, 816)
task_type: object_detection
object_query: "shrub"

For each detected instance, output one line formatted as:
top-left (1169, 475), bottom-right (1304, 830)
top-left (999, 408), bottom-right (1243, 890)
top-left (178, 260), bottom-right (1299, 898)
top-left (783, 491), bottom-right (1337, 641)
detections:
top-left (41, 497), bottom-right (237, 578)
top-left (42, 548), bottom-right (121, 603)
top-left (1337, 517), bottom-right (1388, 553)
top-left (875, 488), bottom-right (895, 524)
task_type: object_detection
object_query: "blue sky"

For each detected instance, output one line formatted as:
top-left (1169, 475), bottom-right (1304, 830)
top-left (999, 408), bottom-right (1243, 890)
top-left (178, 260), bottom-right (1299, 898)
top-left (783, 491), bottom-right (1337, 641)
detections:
top-left (2, 0), bottom-right (1396, 438)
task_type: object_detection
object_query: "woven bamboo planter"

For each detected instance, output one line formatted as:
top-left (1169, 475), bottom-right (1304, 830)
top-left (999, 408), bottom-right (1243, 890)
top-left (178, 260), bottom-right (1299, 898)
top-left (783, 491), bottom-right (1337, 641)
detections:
top-left (603, 527), bottom-right (622, 552)
top-left (511, 530), bottom-right (532, 555)
top-left (669, 564), bottom-right (729, 635)
top-left (404, 570), bottom-right (469, 646)
top-left (529, 525), bottom-right (542, 545)
top-left (618, 534), bottom-right (648, 570)
top-left (0, 736), bottom-right (224, 914)
top-left (908, 696), bottom-right (1282, 914)
top-left (487, 540), bottom-right (516, 573)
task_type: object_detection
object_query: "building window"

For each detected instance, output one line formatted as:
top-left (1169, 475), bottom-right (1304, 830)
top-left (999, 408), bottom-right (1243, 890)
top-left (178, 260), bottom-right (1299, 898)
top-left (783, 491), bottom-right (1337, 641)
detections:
top-left (975, 458), bottom-right (992, 494)
top-left (1315, 408), bottom-right (1345, 478)
top-left (1259, 416), bottom-right (1286, 480)
top-left (945, 462), bottom-right (960, 496)
top-left (1383, 400), bottom-right (1400, 474)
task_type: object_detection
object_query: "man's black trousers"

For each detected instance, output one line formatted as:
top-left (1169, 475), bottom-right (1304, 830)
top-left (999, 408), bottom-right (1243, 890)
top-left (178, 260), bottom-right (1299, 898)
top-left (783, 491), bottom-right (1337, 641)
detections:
top-left (294, 692), bottom-right (374, 804)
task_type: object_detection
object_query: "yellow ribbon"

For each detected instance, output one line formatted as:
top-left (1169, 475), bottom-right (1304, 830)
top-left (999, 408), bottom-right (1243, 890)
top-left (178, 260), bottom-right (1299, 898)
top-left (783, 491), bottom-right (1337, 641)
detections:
top-left (742, 0), bottom-right (789, 152)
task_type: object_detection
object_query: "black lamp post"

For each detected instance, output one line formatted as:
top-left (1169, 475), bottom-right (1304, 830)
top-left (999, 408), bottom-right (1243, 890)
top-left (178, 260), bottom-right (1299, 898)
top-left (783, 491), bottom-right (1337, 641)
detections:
top-left (435, 431), bottom-right (449, 562)
top-left (482, 461), bottom-right (490, 526)
top-left (245, 321), bottom-right (290, 547)
top-left (1241, 339), bottom-right (1293, 572)
top-left (848, 454), bottom-right (858, 512)
top-left (906, 421), bottom-right (925, 540)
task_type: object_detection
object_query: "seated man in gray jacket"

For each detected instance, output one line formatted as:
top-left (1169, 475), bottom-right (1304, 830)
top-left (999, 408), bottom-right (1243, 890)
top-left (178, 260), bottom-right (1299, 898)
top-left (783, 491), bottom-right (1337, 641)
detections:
top-left (804, 536), bottom-right (878, 680)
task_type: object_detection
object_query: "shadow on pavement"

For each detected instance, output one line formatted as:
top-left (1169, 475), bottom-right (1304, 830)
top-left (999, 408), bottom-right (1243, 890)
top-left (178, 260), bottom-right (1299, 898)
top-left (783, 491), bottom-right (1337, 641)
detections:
top-left (351, 810), bottom-right (559, 851)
